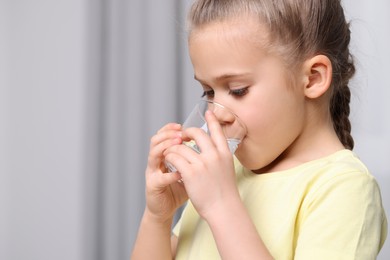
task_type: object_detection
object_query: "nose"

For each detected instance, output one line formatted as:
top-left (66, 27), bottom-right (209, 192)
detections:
top-left (208, 102), bottom-right (236, 125)
top-left (204, 100), bottom-right (247, 140)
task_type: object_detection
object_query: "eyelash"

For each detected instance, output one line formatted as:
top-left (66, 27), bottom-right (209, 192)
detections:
top-left (201, 90), bottom-right (214, 98)
top-left (229, 87), bottom-right (249, 97)
top-left (201, 87), bottom-right (249, 98)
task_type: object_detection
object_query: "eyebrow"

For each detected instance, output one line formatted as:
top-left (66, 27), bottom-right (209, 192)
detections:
top-left (194, 73), bottom-right (251, 84)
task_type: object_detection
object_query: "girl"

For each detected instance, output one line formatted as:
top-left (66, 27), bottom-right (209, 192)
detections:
top-left (131, 0), bottom-right (387, 259)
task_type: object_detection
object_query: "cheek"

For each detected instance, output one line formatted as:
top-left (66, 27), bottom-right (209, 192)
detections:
top-left (240, 108), bottom-right (273, 154)
top-left (235, 92), bottom-right (305, 170)
top-left (234, 104), bottom-right (271, 167)
top-left (239, 96), bottom-right (279, 137)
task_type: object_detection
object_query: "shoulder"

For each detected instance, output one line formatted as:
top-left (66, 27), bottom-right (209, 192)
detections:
top-left (304, 150), bottom-right (379, 200)
top-left (295, 151), bottom-right (388, 258)
top-left (297, 151), bottom-right (386, 237)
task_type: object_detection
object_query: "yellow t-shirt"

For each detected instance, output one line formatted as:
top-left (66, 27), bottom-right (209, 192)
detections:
top-left (172, 150), bottom-right (387, 259)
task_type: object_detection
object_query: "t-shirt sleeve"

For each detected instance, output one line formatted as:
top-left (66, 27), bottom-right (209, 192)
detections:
top-left (295, 171), bottom-right (387, 260)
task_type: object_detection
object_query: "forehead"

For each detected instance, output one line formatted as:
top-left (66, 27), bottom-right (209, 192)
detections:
top-left (189, 16), bottom-right (269, 48)
top-left (188, 17), bottom-right (272, 79)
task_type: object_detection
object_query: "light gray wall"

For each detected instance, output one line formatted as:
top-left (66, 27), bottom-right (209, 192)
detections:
top-left (343, 1), bottom-right (390, 258)
top-left (0, 1), bottom-right (388, 260)
top-left (0, 1), bottom-right (87, 260)
top-left (0, 2), bottom-right (7, 257)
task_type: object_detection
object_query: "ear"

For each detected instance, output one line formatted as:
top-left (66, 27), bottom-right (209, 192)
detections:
top-left (302, 55), bottom-right (332, 99)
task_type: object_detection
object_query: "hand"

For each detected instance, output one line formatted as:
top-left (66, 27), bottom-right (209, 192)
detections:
top-left (164, 111), bottom-right (241, 220)
top-left (144, 123), bottom-right (188, 222)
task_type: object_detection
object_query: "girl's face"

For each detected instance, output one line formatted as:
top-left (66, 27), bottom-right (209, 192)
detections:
top-left (189, 18), bottom-right (307, 173)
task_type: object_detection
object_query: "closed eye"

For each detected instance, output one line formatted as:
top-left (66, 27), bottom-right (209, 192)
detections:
top-left (229, 87), bottom-right (249, 97)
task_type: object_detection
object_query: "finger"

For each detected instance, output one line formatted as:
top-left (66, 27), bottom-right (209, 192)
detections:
top-left (157, 123), bottom-right (181, 134)
top-left (150, 129), bottom-right (182, 149)
top-left (164, 142), bottom-right (201, 163)
top-left (148, 124), bottom-right (183, 168)
top-left (181, 127), bottom-right (216, 155)
top-left (205, 110), bottom-right (230, 152)
top-left (148, 136), bottom-right (182, 170)
top-left (150, 171), bottom-right (183, 188)
top-left (164, 152), bottom-right (193, 179)
top-left (182, 112), bottom-right (228, 154)
top-left (149, 122), bottom-right (183, 159)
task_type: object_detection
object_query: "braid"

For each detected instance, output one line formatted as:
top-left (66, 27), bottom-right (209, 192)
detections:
top-left (329, 32), bottom-right (356, 150)
top-left (330, 78), bottom-right (354, 150)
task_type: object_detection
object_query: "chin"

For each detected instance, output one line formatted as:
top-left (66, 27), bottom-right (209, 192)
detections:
top-left (235, 145), bottom-right (260, 167)
top-left (235, 150), bottom-right (274, 173)
top-left (235, 154), bottom-right (257, 169)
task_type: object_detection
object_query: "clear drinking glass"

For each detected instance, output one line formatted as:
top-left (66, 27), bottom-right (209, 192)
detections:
top-left (165, 99), bottom-right (247, 172)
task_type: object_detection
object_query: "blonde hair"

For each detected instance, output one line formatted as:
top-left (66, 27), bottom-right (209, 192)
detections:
top-left (188, 0), bottom-right (355, 149)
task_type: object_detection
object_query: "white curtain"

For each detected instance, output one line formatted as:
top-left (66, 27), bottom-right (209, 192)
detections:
top-left (0, 0), bottom-right (388, 260)
top-left (84, 0), bottom-right (197, 259)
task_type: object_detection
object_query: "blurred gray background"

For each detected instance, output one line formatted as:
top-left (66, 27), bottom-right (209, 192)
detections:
top-left (0, 0), bottom-right (388, 259)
